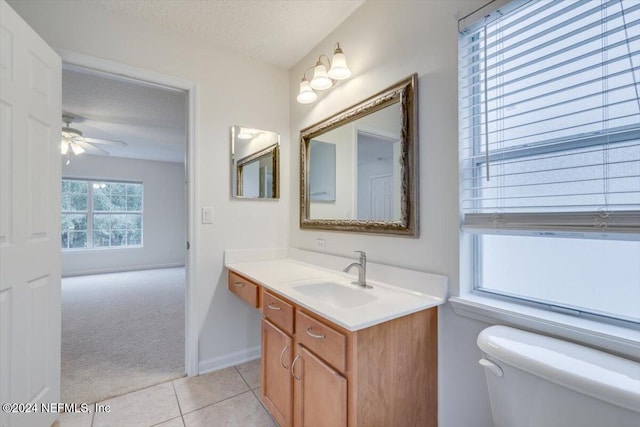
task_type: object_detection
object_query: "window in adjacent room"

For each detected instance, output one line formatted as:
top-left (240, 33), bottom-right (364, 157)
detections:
top-left (458, 0), bottom-right (640, 324)
top-left (61, 179), bottom-right (89, 249)
top-left (61, 179), bottom-right (143, 249)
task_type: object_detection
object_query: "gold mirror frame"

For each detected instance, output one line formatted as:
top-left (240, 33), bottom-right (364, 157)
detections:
top-left (236, 144), bottom-right (279, 198)
top-left (231, 126), bottom-right (280, 200)
top-left (300, 74), bottom-right (418, 236)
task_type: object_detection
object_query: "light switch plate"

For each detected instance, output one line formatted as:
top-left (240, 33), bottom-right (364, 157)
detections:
top-left (202, 207), bottom-right (213, 224)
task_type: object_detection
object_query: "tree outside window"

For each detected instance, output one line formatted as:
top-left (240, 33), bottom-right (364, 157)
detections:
top-left (61, 179), bottom-right (143, 249)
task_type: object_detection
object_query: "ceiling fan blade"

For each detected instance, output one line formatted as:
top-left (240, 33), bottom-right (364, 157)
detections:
top-left (82, 136), bottom-right (127, 146)
top-left (73, 140), bottom-right (110, 155)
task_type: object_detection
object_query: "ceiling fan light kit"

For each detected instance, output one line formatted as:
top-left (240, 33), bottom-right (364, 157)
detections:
top-left (70, 143), bottom-right (85, 155)
top-left (60, 114), bottom-right (127, 162)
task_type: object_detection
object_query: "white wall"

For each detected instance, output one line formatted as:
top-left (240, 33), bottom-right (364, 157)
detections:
top-left (289, 1), bottom-right (495, 426)
top-left (8, 0), bottom-right (290, 370)
top-left (61, 155), bottom-right (185, 276)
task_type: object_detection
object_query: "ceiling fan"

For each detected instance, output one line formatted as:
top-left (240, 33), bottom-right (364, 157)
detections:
top-left (61, 114), bottom-right (127, 161)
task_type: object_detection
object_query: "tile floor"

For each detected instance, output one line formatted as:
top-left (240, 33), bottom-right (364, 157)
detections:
top-left (53, 359), bottom-right (275, 427)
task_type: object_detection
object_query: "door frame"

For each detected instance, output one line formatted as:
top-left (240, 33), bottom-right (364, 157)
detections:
top-left (57, 49), bottom-right (199, 376)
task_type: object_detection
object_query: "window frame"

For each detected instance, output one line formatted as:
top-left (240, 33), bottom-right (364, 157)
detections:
top-left (454, 0), bottom-right (640, 362)
top-left (61, 178), bottom-right (144, 251)
top-left (458, 0), bottom-right (639, 327)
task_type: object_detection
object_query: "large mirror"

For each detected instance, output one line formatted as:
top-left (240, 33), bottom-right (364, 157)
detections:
top-left (300, 74), bottom-right (418, 236)
top-left (231, 126), bottom-right (280, 199)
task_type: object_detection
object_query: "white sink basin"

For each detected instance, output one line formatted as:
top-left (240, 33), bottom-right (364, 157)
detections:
top-left (292, 281), bottom-right (377, 309)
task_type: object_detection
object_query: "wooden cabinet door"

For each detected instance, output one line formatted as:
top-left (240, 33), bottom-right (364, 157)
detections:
top-left (294, 345), bottom-right (347, 427)
top-left (262, 319), bottom-right (293, 427)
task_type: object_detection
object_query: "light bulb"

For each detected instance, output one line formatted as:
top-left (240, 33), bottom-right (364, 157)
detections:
top-left (237, 129), bottom-right (253, 140)
top-left (71, 143), bottom-right (85, 155)
top-left (310, 62), bottom-right (332, 90)
top-left (296, 80), bottom-right (317, 104)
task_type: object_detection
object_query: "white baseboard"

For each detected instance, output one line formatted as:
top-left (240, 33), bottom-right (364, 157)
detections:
top-left (198, 346), bottom-right (261, 375)
top-left (62, 263), bottom-right (185, 277)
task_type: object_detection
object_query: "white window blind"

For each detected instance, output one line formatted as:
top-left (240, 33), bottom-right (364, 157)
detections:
top-left (459, 0), bottom-right (640, 240)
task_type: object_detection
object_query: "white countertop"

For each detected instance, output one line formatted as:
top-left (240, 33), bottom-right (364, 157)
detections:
top-left (224, 248), bottom-right (448, 331)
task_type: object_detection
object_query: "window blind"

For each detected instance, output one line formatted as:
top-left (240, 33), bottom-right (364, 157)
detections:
top-left (459, 0), bottom-right (640, 240)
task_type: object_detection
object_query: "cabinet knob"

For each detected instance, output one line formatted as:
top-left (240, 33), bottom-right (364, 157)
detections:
top-left (291, 354), bottom-right (301, 380)
top-left (280, 345), bottom-right (289, 369)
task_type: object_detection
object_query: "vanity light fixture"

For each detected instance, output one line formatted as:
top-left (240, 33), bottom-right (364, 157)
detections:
top-left (296, 43), bottom-right (352, 104)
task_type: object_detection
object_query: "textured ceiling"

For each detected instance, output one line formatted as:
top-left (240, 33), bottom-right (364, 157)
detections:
top-left (62, 1), bottom-right (365, 163)
top-left (91, 0), bottom-right (365, 68)
top-left (62, 69), bottom-right (187, 163)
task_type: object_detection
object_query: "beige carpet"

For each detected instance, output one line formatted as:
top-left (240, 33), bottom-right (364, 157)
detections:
top-left (61, 267), bottom-right (185, 404)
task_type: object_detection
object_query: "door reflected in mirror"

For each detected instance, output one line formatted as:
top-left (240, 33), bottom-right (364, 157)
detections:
top-left (356, 125), bottom-right (402, 221)
top-left (231, 126), bottom-right (280, 199)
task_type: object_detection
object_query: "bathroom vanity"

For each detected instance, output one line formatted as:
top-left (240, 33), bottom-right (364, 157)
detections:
top-left (225, 249), bottom-right (447, 427)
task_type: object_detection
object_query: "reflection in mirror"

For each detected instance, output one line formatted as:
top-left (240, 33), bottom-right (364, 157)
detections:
top-left (300, 74), bottom-right (418, 235)
top-left (309, 141), bottom-right (336, 202)
top-left (356, 124), bottom-right (402, 221)
top-left (308, 104), bottom-right (401, 220)
top-left (231, 126), bottom-right (280, 199)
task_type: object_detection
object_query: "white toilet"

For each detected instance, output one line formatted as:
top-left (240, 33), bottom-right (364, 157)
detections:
top-left (477, 325), bottom-right (640, 427)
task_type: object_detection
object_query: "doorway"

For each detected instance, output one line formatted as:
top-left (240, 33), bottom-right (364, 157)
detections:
top-left (355, 129), bottom-right (400, 220)
top-left (58, 50), bottom-right (198, 403)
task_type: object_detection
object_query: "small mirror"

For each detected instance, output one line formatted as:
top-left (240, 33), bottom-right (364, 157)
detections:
top-left (300, 74), bottom-right (418, 235)
top-left (231, 126), bottom-right (280, 199)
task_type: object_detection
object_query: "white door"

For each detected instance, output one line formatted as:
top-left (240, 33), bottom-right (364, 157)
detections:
top-left (370, 174), bottom-right (393, 220)
top-left (0, 2), bottom-right (62, 427)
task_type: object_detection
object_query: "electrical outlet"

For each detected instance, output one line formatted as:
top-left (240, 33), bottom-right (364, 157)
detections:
top-left (315, 239), bottom-right (326, 251)
top-left (202, 207), bottom-right (213, 224)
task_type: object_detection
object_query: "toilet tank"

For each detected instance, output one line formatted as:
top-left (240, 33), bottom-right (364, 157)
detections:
top-left (477, 325), bottom-right (640, 427)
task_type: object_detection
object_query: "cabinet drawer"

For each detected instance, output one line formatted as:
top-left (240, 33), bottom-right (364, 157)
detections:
top-left (228, 271), bottom-right (259, 308)
top-left (263, 291), bottom-right (294, 336)
top-left (295, 311), bottom-right (346, 373)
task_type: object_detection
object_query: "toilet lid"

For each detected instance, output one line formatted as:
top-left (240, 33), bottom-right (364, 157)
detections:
top-left (477, 325), bottom-right (640, 413)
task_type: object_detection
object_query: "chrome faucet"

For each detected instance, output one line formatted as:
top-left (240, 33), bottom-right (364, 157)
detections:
top-left (343, 251), bottom-right (372, 288)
